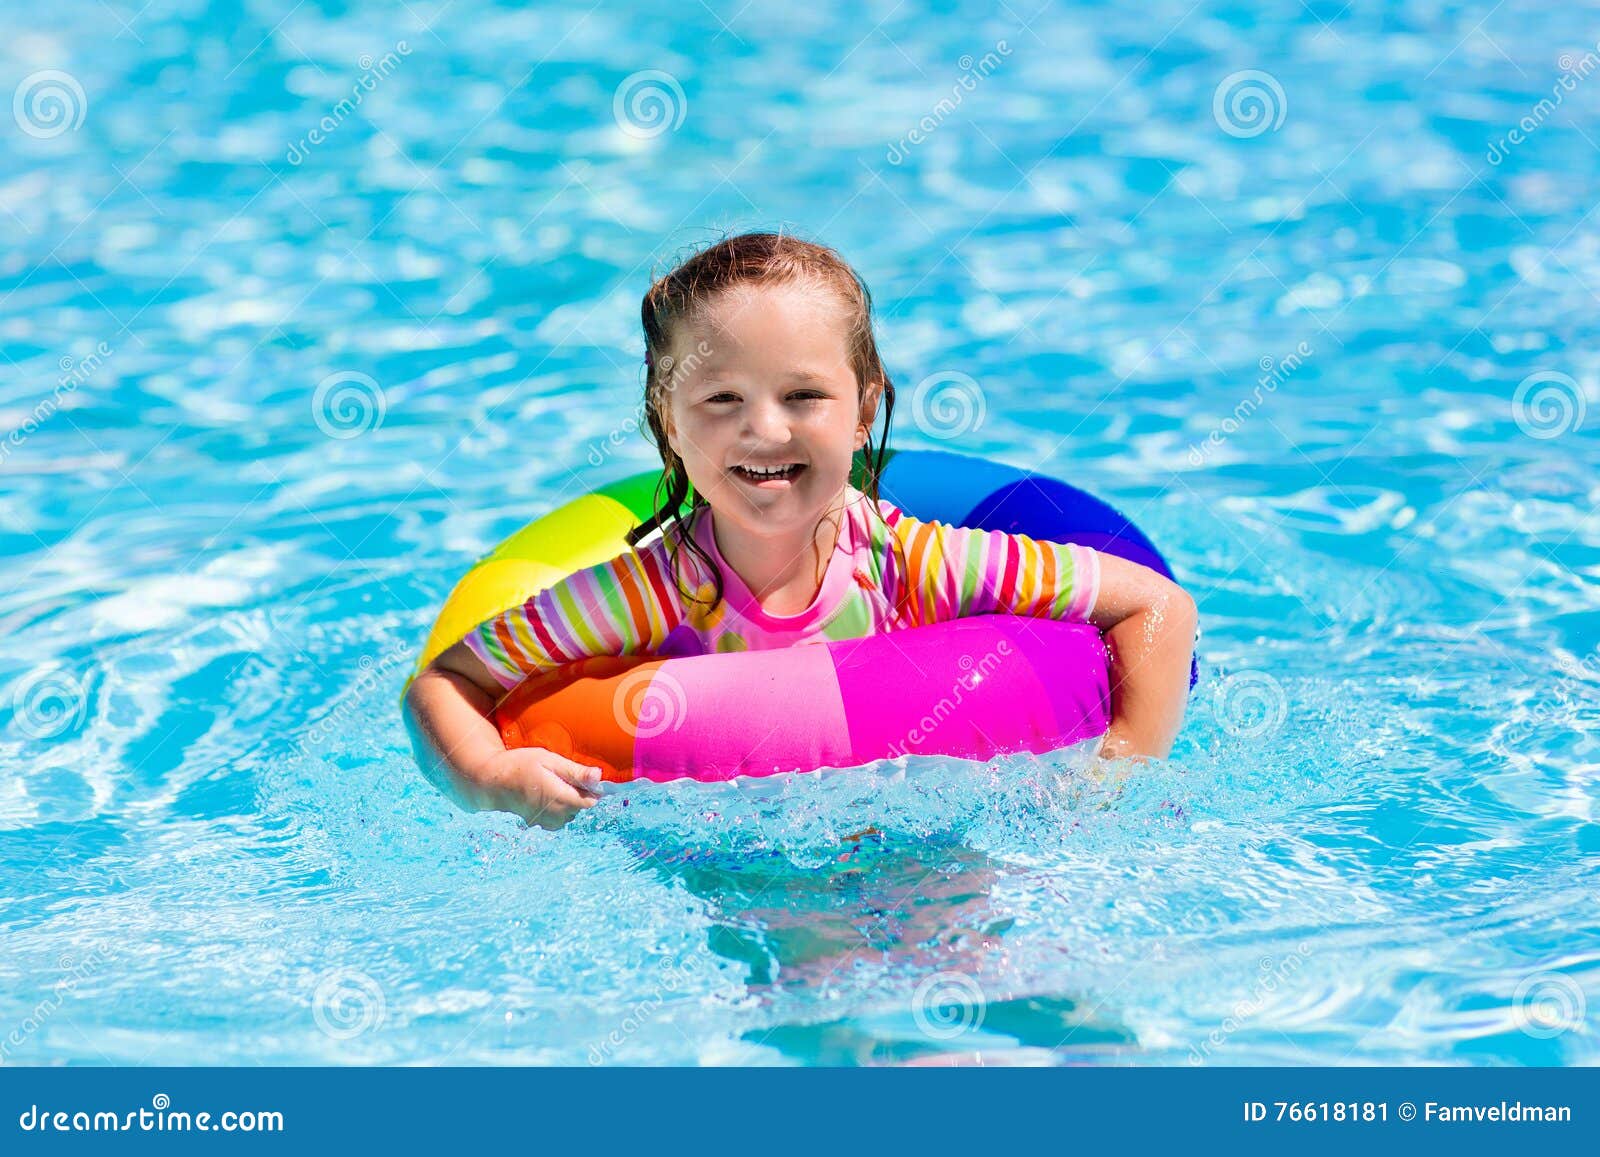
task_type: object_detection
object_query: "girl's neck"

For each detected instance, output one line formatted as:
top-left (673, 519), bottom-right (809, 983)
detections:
top-left (709, 487), bottom-right (851, 616)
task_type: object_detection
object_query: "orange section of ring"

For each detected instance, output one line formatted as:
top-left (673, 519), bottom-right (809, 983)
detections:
top-left (493, 655), bottom-right (665, 782)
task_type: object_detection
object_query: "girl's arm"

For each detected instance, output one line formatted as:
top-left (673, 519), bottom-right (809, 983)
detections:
top-left (403, 641), bottom-right (604, 830)
top-left (889, 512), bottom-right (1196, 760)
top-left (403, 548), bottom-right (670, 827)
top-left (1083, 551), bottom-right (1197, 761)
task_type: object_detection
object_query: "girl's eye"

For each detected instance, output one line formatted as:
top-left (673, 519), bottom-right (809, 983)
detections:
top-left (704, 392), bottom-right (739, 404)
top-left (789, 390), bottom-right (826, 402)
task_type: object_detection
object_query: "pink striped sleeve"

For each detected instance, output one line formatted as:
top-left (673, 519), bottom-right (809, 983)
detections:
top-left (461, 547), bottom-right (670, 691)
top-left (1061, 542), bottom-right (1100, 621)
top-left (887, 510), bottom-right (1102, 625)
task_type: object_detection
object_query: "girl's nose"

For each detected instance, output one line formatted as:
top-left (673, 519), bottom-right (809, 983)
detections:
top-left (743, 400), bottom-right (792, 445)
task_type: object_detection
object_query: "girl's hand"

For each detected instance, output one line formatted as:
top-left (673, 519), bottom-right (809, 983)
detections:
top-left (472, 747), bottom-right (604, 830)
top-left (1086, 552), bottom-right (1199, 761)
top-left (404, 641), bottom-right (604, 831)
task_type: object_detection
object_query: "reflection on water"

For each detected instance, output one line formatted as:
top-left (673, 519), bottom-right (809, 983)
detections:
top-left (637, 807), bottom-right (1142, 1063)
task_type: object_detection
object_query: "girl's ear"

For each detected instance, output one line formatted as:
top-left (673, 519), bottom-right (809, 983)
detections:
top-left (854, 379), bottom-right (883, 449)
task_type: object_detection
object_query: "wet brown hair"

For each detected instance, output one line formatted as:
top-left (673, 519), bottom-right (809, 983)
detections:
top-left (626, 230), bottom-right (899, 613)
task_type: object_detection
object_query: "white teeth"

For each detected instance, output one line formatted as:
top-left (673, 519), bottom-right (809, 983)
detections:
top-left (735, 463), bottom-right (801, 478)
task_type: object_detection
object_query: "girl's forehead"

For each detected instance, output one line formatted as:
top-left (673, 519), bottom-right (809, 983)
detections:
top-left (679, 282), bottom-right (852, 368)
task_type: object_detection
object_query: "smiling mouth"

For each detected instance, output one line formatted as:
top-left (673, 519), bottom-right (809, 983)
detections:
top-left (730, 462), bottom-right (807, 485)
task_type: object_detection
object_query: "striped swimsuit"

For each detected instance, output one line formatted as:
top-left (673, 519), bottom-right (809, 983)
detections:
top-left (466, 486), bottom-right (1102, 691)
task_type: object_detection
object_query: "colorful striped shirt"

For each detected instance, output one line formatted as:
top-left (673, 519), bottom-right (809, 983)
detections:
top-left (465, 486), bottom-right (1102, 691)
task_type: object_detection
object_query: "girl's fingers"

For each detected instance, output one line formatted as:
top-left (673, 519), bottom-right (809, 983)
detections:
top-left (531, 767), bottom-right (598, 813)
top-left (494, 750), bottom-right (602, 824)
top-left (500, 749), bottom-right (602, 791)
top-left (544, 752), bottom-right (606, 790)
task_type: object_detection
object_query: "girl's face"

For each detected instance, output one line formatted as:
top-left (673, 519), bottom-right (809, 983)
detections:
top-left (661, 282), bottom-right (877, 544)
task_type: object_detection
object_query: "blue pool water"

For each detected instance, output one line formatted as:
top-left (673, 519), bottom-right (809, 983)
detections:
top-left (3, 0), bottom-right (1598, 1065)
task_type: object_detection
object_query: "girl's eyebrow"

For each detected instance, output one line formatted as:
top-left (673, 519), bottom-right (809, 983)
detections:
top-left (701, 370), bottom-right (834, 386)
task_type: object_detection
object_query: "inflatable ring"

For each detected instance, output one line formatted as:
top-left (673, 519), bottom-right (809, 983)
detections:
top-left (412, 449), bottom-right (1193, 783)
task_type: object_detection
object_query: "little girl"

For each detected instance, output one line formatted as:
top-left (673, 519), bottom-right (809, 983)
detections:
top-left (405, 232), bottom-right (1198, 830)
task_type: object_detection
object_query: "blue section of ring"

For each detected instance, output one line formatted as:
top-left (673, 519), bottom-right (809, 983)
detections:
top-left (878, 449), bottom-right (1027, 526)
top-left (881, 449), bottom-right (1174, 578)
top-left (877, 449), bottom-right (1196, 690)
